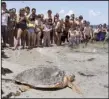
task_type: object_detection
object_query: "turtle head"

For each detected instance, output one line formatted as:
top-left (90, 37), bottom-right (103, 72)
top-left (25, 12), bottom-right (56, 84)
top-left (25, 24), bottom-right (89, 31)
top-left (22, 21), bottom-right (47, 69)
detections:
top-left (67, 74), bottom-right (75, 82)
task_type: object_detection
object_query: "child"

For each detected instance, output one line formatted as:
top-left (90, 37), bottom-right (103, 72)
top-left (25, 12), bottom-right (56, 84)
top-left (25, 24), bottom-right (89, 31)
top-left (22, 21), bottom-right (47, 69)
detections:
top-left (43, 20), bottom-right (52, 47)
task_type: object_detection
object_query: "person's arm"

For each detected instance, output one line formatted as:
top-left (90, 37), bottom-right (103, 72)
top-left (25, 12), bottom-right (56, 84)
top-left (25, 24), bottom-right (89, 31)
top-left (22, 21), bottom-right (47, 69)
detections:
top-left (89, 27), bottom-right (93, 39)
top-left (16, 14), bottom-right (20, 23)
top-left (83, 27), bottom-right (86, 39)
top-left (25, 14), bottom-right (30, 24)
top-left (55, 22), bottom-right (60, 30)
top-left (68, 29), bottom-right (71, 38)
top-left (7, 14), bottom-right (10, 26)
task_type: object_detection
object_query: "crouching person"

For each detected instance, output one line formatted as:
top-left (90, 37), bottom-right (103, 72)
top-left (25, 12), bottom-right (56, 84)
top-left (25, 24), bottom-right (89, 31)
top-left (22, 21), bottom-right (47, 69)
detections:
top-left (43, 19), bottom-right (52, 47)
top-left (68, 28), bottom-right (77, 47)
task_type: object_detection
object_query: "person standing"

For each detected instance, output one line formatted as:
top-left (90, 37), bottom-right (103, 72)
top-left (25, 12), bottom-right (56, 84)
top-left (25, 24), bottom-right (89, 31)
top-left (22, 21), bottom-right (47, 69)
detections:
top-left (13, 8), bottom-right (28, 50)
top-left (25, 6), bottom-right (31, 47)
top-left (8, 9), bottom-right (16, 47)
top-left (45, 10), bottom-right (54, 44)
top-left (1, 2), bottom-right (10, 47)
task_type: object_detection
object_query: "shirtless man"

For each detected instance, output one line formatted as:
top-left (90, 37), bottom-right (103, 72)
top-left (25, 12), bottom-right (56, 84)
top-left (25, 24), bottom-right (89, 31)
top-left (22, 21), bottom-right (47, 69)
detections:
top-left (83, 21), bottom-right (92, 46)
top-left (70, 14), bottom-right (77, 30)
top-left (35, 14), bottom-right (44, 47)
top-left (43, 19), bottom-right (52, 47)
top-left (63, 15), bottom-right (71, 43)
top-left (78, 15), bottom-right (84, 28)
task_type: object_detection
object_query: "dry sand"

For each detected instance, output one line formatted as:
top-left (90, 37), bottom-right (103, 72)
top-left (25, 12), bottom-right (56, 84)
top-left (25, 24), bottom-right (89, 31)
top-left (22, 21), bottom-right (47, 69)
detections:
top-left (2, 42), bottom-right (108, 98)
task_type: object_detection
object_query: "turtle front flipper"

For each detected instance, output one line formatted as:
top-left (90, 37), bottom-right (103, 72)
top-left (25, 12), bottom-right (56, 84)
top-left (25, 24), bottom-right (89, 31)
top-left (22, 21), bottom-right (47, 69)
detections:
top-left (19, 85), bottom-right (31, 92)
top-left (68, 81), bottom-right (83, 94)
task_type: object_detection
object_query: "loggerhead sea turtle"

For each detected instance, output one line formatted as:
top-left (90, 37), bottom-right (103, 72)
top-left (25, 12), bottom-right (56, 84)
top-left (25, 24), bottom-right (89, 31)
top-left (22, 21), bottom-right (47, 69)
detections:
top-left (14, 66), bottom-right (82, 94)
top-left (2, 66), bottom-right (82, 97)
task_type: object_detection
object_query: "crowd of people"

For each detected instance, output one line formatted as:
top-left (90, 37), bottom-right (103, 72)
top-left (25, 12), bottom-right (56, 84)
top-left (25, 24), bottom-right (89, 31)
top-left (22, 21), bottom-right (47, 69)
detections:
top-left (1, 2), bottom-right (109, 50)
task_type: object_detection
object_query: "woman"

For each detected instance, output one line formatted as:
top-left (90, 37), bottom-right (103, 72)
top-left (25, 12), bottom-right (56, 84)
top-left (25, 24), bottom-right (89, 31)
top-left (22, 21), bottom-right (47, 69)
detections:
top-left (14, 8), bottom-right (27, 50)
top-left (25, 6), bottom-right (31, 47)
top-left (53, 15), bottom-right (62, 46)
top-left (97, 24), bottom-right (103, 41)
top-left (102, 23), bottom-right (107, 41)
top-left (27, 8), bottom-right (37, 49)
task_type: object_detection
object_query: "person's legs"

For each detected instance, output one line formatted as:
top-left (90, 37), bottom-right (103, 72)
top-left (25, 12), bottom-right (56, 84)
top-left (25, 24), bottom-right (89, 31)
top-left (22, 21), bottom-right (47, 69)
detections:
top-left (1, 26), bottom-right (6, 47)
top-left (14, 28), bottom-right (23, 50)
top-left (27, 29), bottom-right (31, 49)
top-left (54, 31), bottom-right (57, 44)
top-left (47, 31), bottom-right (51, 47)
top-left (56, 32), bottom-right (61, 46)
top-left (43, 32), bottom-right (47, 47)
top-left (31, 32), bottom-right (36, 47)
top-left (37, 31), bottom-right (41, 47)
top-left (40, 31), bottom-right (43, 46)
top-left (9, 29), bottom-right (14, 47)
top-left (2, 26), bottom-right (8, 47)
top-left (50, 30), bottom-right (53, 44)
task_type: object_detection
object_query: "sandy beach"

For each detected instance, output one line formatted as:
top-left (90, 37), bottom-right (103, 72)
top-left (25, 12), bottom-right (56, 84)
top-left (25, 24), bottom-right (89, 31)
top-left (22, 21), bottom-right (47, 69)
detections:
top-left (2, 42), bottom-right (108, 98)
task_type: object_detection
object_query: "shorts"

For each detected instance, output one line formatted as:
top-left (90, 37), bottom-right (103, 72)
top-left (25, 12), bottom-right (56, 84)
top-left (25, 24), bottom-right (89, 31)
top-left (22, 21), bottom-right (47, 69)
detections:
top-left (27, 28), bottom-right (35, 33)
top-left (16, 23), bottom-right (27, 31)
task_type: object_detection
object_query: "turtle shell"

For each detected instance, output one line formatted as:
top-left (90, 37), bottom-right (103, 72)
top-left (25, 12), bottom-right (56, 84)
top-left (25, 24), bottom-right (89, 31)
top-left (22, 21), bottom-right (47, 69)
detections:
top-left (14, 66), bottom-right (65, 88)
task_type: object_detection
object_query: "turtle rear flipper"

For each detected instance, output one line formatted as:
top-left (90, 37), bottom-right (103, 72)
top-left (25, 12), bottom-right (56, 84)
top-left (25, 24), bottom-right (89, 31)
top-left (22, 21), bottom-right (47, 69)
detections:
top-left (19, 85), bottom-right (30, 92)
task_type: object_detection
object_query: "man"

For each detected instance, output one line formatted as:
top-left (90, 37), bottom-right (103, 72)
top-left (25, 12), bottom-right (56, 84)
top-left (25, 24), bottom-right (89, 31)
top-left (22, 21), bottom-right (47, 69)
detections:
top-left (70, 14), bottom-right (77, 27)
top-left (1, 2), bottom-right (10, 47)
top-left (78, 15), bottom-right (84, 29)
top-left (83, 21), bottom-right (92, 46)
top-left (25, 6), bottom-right (30, 18)
top-left (62, 15), bottom-right (71, 43)
top-left (8, 9), bottom-right (16, 47)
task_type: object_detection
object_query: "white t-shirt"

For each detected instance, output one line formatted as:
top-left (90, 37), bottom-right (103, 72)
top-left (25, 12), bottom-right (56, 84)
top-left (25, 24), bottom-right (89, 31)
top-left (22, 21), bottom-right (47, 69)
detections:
top-left (43, 24), bottom-right (52, 32)
top-left (2, 10), bottom-right (10, 26)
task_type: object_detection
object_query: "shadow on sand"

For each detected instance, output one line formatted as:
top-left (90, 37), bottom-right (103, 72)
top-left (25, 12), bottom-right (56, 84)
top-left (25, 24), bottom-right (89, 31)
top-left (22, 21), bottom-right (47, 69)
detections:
top-left (1, 67), bottom-right (13, 76)
top-left (15, 82), bottom-right (63, 91)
